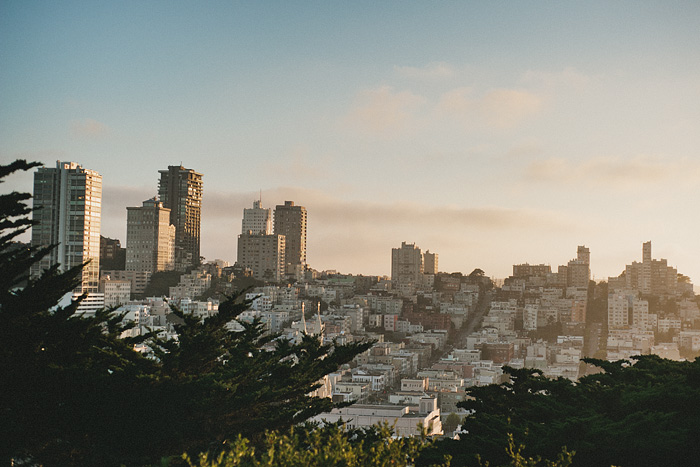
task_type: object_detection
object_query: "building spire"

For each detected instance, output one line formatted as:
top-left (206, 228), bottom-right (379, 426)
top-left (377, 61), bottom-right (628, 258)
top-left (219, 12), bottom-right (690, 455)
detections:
top-left (301, 302), bottom-right (307, 334)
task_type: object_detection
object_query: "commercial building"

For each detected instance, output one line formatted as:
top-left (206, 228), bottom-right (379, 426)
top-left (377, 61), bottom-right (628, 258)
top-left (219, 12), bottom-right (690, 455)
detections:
top-left (158, 165), bottom-right (203, 270)
top-left (30, 161), bottom-right (102, 293)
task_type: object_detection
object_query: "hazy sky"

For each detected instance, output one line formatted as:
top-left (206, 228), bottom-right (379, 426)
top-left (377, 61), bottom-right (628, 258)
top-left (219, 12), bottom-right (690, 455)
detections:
top-left (2, 1), bottom-right (700, 282)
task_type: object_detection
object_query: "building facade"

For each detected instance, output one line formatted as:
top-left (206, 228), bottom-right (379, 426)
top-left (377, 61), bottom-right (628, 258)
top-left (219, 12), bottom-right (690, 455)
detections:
top-left (237, 232), bottom-right (286, 282)
top-left (273, 201), bottom-right (307, 279)
top-left (242, 199), bottom-right (272, 235)
top-left (126, 198), bottom-right (175, 274)
top-left (423, 250), bottom-right (438, 275)
top-left (158, 165), bottom-right (203, 270)
top-left (31, 161), bottom-right (102, 293)
top-left (391, 242), bottom-right (423, 284)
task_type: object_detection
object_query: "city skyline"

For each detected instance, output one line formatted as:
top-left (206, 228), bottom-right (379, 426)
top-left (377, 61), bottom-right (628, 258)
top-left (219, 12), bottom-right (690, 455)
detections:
top-left (2, 1), bottom-right (700, 281)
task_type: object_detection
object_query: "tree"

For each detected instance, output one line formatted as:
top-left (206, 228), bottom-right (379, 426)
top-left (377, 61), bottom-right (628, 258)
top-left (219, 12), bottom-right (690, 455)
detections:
top-left (186, 423), bottom-right (451, 467)
top-left (0, 161), bottom-right (373, 466)
top-left (186, 422), bottom-right (573, 467)
top-left (425, 356), bottom-right (700, 467)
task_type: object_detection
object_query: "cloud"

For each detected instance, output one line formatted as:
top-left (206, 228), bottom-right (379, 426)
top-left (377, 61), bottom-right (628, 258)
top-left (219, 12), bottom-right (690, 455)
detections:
top-left (394, 62), bottom-right (455, 80)
top-left (260, 145), bottom-right (332, 183)
top-left (344, 86), bottom-right (426, 137)
top-left (480, 89), bottom-right (542, 128)
top-left (503, 139), bottom-right (543, 159)
top-left (521, 67), bottom-right (594, 90)
top-left (524, 155), bottom-right (700, 186)
top-left (70, 119), bottom-right (111, 138)
top-left (437, 87), bottom-right (542, 129)
top-left (196, 186), bottom-right (574, 272)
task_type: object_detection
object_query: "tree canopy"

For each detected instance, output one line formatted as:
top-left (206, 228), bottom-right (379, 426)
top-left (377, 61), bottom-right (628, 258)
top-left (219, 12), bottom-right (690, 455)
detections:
top-left (0, 160), bottom-right (372, 466)
top-left (421, 355), bottom-right (700, 467)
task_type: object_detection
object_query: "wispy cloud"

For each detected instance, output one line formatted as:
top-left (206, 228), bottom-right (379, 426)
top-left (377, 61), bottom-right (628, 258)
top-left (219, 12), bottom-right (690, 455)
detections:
top-left (394, 62), bottom-right (455, 80)
top-left (70, 119), bottom-right (111, 138)
top-left (198, 186), bottom-right (574, 270)
top-left (437, 87), bottom-right (542, 129)
top-left (520, 67), bottom-right (594, 90)
top-left (524, 155), bottom-right (700, 186)
top-left (343, 86), bottom-right (426, 137)
top-left (260, 145), bottom-right (332, 183)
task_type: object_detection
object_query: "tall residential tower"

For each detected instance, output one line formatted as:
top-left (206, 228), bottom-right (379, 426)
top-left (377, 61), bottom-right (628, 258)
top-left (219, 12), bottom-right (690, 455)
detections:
top-left (30, 161), bottom-right (102, 293)
top-left (126, 198), bottom-right (176, 274)
top-left (158, 165), bottom-right (203, 270)
top-left (274, 201), bottom-right (307, 279)
top-left (242, 199), bottom-right (272, 235)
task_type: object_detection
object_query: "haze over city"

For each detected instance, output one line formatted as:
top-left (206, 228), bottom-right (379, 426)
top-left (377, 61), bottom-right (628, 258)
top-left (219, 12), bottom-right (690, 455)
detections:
top-left (2, 1), bottom-right (700, 281)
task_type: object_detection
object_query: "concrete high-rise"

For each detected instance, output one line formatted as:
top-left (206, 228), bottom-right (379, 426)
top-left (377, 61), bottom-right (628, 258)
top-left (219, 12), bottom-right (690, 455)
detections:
top-left (423, 250), bottom-right (438, 275)
top-left (158, 165), bottom-right (203, 270)
top-left (237, 232), bottom-right (286, 282)
top-left (273, 201), bottom-right (307, 279)
top-left (30, 161), bottom-right (102, 293)
top-left (391, 242), bottom-right (423, 284)
top-left (566, 245), bottom-right (590, 288)
top-left (242, 199), bottom-right (272, 235)
top-left (126, 198), bottom-right (176, 274)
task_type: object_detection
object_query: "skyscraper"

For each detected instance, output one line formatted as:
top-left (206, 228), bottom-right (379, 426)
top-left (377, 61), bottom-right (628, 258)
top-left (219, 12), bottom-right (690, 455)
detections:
top-left (423, 250), bottom-right (438, 275)
top-left (242, 199), bottom-right (272, 235)
top-left (237, 232), bottom-right (286, 282)
top-left (566, 245), bottom-right (590, 288)
top-left (126, 198), bottom-right (176, 273)
top-left (274, 201), bottom-right (307, 279)
top-left (158, 165), bottom-right (203, 270)
top-left (391, 242), bottom-right (424, 284)
top-left (30, 161), bottom-right (102, 293)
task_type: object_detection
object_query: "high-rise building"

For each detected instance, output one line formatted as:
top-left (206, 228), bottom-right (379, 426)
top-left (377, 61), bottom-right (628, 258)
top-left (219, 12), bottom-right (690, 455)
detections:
top-left (566, 245), bottom-right (590, 288)
top-left (126, 198), bottom-right (176, 274)
top-left (237, 232), bottom-right (286, 282)
top-left (423, 250), bottom-right (438, 275)
top-left (242, 199), bottom-right (272, 235)
top-left (100, 235), bottom-right (126, 271)
top-left (273, 201), bottom-right (307, 279)
top-left (158, 165), bottom-right (203, 270)
top-left (619, 241), bottom-right (678, 296)
top-left (30, 161), bottom-right (102, 293)
top-left (391, 242), bottom-right (423, 284)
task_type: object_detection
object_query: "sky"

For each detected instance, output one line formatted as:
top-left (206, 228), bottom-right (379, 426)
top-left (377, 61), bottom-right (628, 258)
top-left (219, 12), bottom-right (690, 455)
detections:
top-left (2, 1), bottom-right (700, 282)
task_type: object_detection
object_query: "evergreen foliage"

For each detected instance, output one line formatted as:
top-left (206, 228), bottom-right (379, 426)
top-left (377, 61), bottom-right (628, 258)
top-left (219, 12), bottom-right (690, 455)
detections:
top-left (0, 161), bottom-right (373, 466)
top-left (424, 355), bottom-right (700, 467)
top-left (186, 423), bottom-right (450, 467)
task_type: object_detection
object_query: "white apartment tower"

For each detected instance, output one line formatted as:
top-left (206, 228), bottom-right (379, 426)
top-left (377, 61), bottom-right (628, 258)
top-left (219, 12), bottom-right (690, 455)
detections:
top-left (31, 161), bottom-right (102, 293)
top-left (126, 198), bottom-right (176, 274)
top-left (242, 199), bottom-right (272, 235)
top-left (608, 293), bottom-right (631, 329)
